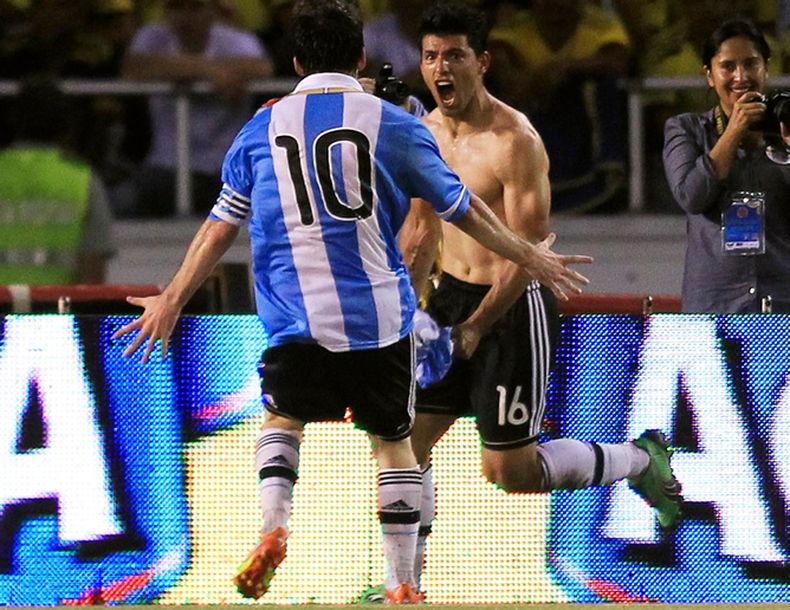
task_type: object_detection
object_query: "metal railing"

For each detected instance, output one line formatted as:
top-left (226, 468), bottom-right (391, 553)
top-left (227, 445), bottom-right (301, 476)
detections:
top-left (0, 78), bottom-right (297, 216)
top-left (4, 75), bottom-right (790, 214)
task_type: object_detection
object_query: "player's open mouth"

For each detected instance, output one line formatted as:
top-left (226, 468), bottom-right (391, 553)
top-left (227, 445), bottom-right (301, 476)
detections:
top-left (436, 80), bottom-right (455, 105)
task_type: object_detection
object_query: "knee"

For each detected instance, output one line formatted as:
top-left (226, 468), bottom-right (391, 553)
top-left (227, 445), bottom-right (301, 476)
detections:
top-left (483, 466), bottom-right (542, 494)
top-left (261, 412), bottom-right (304, 437)
top-left (481, 462), bottom-right (543, 494)
top-left (412, 444), bottom-right (431, 468)
top-left (409, 430), bottom-right (435, 467)
top-left (373, 437), bottom-right (418, 469)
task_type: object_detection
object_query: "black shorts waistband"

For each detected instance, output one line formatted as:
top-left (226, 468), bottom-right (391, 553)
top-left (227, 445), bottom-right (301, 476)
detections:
top-left (439, 272), bottom-right (539, 295)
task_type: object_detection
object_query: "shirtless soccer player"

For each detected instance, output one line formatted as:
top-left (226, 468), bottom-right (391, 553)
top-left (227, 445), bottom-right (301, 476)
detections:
top-left (398, 2), bottom-right (684, 596)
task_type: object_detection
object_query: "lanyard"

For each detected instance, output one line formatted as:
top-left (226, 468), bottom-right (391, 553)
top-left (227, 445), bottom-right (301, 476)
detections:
top-left (714, 104), bottom-right (728, 136)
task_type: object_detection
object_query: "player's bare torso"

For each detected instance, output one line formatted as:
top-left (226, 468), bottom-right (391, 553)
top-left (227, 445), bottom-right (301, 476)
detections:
top-left (424, 98), bottom-right (548, 285)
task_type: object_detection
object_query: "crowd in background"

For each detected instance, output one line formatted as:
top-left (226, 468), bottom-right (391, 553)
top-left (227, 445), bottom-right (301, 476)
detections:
top-left (2, 0), bottom-right (790, 220)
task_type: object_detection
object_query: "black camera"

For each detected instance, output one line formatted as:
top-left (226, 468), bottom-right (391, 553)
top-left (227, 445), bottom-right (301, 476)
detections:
top-left (374, 63), bottom-right (411, 106)
top-left (750, 90), bottom-right (790, 134)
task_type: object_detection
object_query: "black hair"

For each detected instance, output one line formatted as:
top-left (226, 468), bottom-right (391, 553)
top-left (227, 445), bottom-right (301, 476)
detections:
top-left (702, 18), bottom-right (771, 69)
top-left (291, 0), bottom-right (364, 74)
top-left (419, 1), bottom-right (489, 56)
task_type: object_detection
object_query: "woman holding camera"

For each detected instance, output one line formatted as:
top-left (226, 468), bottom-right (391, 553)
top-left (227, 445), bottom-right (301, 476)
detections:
top-left (663, 18), bottom-right (790, 313)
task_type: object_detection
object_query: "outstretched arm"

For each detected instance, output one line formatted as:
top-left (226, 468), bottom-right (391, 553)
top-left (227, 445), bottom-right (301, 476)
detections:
top-left (112, 219), bottom-right (240, 363)
top-left (452, 195), bottom-right (591, 303)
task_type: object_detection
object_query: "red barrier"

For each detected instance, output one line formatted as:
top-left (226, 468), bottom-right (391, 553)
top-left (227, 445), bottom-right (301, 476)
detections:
top-left (558, 293), bottom-right (681, 315)
top-left (0, 284), bottom-right (161, 313)
top-left (0, 284), bottom-right (681, 315)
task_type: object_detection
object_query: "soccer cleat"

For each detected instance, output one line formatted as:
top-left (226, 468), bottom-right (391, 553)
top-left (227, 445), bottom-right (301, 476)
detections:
top-left (355, 583), bottom-right (386, 604)
top-left (234, 527), bottom-right (287, 599)
top-left (629, 429), bottom-right (684, 530)
top-left (357, 583), bottom-right (425, 604)
top-left (385, 583), bottom-right (422, 605)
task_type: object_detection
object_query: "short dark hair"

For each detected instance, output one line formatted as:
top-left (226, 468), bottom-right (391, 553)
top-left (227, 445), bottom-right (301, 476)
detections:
top-left (419, 1), bottom-right (489, 56)
top-left (292, 0), bottom-right (364, 74)
top-left (702, 18), bottom-right (771, 69)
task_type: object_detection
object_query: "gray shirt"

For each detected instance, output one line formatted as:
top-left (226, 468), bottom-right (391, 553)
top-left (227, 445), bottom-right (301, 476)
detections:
top-left (663, 110), bottom-right (790, 313)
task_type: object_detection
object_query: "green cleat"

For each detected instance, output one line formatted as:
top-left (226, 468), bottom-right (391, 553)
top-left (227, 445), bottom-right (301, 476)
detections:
top-left (629, 429), bottom-right (684, 530)
top-left (355, 583), bottom-right (386, 604)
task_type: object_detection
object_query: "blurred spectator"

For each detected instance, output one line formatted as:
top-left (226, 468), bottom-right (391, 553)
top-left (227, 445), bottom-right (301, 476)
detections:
top-left (120, 0), bottom-right (273, 217)
top-left (477, 0), bottom-right (531, 106)
top-left (0, 0), bottom-right (93, 78)
top-left (70, 0), bottom-right (140, 78)
top-left (615, 0), bottom-right (707, 213)
top-left (618, 0), bottom-right (782, 118)
top-left (0, 0), bottom-right (29, 148)
top-left (479, 0), bottom-right (526, 27)
top-left (361, 0), bottom-right (429, 105)
top-left (358, 0), bottom-right (385, 20)
top-left (0, 0), bottom-right (149, 188)
top-left (0, 0), bottom-right (28, 77)
top-left (67, 0), bottom-right (152, 198)
top-left (781, 0), bottom-right (790, 62)
top-left (217, 0), bottom-right (266, 29)
top-left (0, 79), bottom-right (116, 285)
top-left (488, 0), bottom-right (632, 213)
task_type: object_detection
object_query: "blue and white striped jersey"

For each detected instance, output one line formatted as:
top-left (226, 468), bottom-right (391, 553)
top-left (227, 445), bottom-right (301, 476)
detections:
top-left (211, 72), bottom-right (470, 351)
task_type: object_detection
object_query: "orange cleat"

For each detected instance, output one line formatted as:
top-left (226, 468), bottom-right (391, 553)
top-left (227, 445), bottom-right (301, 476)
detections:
top-left (233, 527), bottom-right (288, 599)
top-left (385, 583), bottom-right (422, 605)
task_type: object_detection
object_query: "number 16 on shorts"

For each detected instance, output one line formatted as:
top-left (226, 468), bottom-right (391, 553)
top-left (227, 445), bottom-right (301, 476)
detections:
top-left (496, 385), bottom-right (529, 426)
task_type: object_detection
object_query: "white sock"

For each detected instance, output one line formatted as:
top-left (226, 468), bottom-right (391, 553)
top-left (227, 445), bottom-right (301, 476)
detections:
top-left (537, 438), bottom-right (649, 490)
top-left (378, 467), bottom-right (422, 591)
top-left (256, 428), bottom-right (300, 534)
top-left (415, 464), bottom-right (435, 591)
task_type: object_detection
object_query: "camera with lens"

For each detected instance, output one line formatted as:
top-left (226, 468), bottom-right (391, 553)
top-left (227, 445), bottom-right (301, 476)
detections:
top-left (374, 63), bottom-right (411, 106)
top-left (750, 90), bottom-right (790, 134)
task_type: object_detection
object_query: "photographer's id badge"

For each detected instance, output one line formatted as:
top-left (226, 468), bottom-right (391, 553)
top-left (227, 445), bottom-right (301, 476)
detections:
top-left (722, 191), bottom-right (766, 255)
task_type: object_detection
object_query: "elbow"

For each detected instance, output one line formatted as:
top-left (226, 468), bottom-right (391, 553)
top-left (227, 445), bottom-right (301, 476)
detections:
top-left (416, 217), bottom-right (442, 249)
top-left (402, 223), bottom-right (440, 265)
top-left (670, 179), bottom-right (721, 215)
top-left (667, 182), bottom-right (696, 213)
top-left (203, 219), bottom-right (240, 249)
top-left (672, 191), bottom-right (712, 215)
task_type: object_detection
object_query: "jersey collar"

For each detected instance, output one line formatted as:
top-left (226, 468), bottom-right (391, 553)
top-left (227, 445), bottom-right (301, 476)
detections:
top-left (293, 72), bottom-right (364, 95)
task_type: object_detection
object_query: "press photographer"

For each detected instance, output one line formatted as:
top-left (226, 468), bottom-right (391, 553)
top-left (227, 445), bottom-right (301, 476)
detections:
top-left (375, 63), bottom-right (411, 106)
top-left (358, 63), bottom-right (427, 117)
top-left (662, 18), bottom-right (790, 314)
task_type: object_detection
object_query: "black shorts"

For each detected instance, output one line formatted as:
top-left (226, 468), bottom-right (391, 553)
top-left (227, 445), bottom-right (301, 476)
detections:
top-left (258, 334), bottom-right (416, 441)
top-left (416, 273), bottom-right (559, 450)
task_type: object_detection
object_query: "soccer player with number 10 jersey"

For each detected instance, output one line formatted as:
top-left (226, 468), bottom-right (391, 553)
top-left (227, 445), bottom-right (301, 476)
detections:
top-left (112, 0), bottom-right (592, 603)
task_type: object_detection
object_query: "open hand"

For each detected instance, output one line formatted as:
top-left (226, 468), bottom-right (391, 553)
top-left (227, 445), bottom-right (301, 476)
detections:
top-left (111, 294), bottom-right (181, 363)
top-left (531, 233), bottom-right (592, 301)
